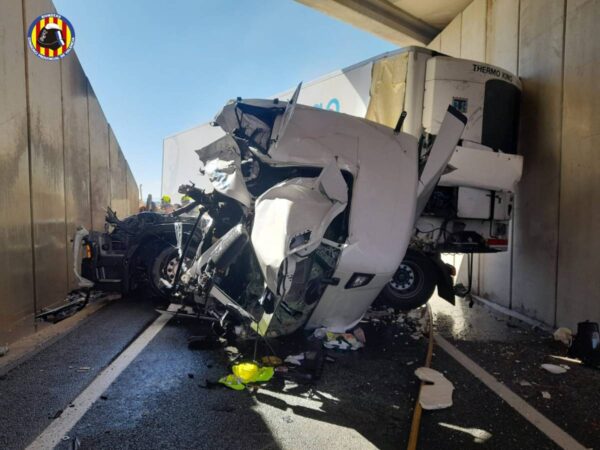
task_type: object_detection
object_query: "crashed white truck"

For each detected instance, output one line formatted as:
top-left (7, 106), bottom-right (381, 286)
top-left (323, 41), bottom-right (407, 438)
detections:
top-left (164, 90), bottom-right (467, 337)
top-left (159, 47), bottom-right (523, 312)
top-left (68, 47), bottom-right (522, 337)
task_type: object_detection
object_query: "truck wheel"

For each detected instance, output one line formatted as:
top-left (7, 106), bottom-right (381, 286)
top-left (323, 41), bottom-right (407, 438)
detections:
top-left (147, 245), bottom-right (193, 300)
top-left (378, 251), bottom-right (436, 310)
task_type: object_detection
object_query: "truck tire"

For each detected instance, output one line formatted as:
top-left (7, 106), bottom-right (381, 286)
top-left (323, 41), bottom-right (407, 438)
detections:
top-left (147, 243), bottom-right (193, 300)
top-left (377, 250), bottom-right (436, 311)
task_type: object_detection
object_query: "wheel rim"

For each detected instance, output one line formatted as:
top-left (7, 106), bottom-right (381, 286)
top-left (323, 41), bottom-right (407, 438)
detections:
top-left (160, 253), bottom-right (191, 286)
top-left (388, 262), bottom-right (424, 295)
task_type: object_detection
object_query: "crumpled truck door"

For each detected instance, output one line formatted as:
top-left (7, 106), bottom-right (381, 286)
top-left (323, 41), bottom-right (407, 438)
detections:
top-left (416, 105), bottom-right (468, 217)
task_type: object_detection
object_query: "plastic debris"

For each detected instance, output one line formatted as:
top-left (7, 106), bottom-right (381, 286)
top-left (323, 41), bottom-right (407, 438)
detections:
top-left (0, 345), bottom-right (8, 357)
top-left (219, 362), bottom-right (274, 391)
top-left (322, 331), bottom-right (364, 350)
top-left (415, 367), bottom-right (454, 410)
top-left (519, 380), bottom-right (532, 387)
top-left (540, 363), bottom-right (568, 374)
top-left (233, 362), bottom-right (273, 382)
top-left (353, 327), bottom-right (366, 344)
top-left (438, 423), bottom-right (492, 444)
top-left (219, 374), bottom-right (246, 390)
top-left (224, 346), bottom-right (239, 355)
top-left (553, 327), bottom-right (573, 346)
top-left (541, 391), bottom-right (551, 399)
top-left (284, 353), bottom-right (305, 366)
top-left (224, 346), bottom-right (241, 361)
top-left (261, 356), bottom-right (283, 367)
top-left (313, 328), bottom-right (328, 339)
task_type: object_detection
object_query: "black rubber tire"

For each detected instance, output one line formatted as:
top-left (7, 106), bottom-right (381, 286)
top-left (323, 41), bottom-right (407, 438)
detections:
top-left (377, 250), bottom-right (437, 311)
top-left (147, 244), bottom-right (193, 300)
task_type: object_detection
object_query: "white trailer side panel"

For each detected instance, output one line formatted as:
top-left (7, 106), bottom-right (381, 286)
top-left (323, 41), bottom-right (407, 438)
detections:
top-left (162, 124), bottom-right (225, 202)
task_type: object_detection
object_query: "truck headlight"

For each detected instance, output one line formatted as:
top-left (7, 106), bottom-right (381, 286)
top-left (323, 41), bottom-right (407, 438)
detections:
top-left (345, 273), bottom-right (374, 289)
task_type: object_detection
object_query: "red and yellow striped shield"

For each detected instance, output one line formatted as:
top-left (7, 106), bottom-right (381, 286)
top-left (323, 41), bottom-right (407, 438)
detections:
top-left (28, 13), bottom-right (75, 60)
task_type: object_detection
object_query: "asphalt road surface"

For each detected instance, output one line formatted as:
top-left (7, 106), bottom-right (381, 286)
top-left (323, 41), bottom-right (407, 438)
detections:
top-left (1, 295), bottom-right (596, 449)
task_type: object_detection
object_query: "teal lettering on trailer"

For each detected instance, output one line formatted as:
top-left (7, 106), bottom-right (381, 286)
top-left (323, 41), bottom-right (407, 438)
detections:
top-left (326, 98), bottom-right (340, 112)
top-left (313, 98), bottom-right (341, 112)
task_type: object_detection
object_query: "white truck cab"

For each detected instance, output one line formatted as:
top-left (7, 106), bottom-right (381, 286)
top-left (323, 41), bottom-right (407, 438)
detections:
top-left (162, 46), bottom-right (523, 312)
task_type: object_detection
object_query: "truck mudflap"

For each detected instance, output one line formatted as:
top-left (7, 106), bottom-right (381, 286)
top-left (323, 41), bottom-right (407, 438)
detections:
top-left (430, 255), bottom-right (456, 305)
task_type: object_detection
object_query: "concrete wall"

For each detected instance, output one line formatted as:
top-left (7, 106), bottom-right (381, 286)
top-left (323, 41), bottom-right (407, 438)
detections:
top-left (0, 0), bottom-right (139, 344)
top-left (428, 0), bottom-right (600, 330)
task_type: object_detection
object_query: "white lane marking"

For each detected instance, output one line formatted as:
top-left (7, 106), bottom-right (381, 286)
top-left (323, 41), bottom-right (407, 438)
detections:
top-left (435, 334), bottom-right (587, 450)
top-left (26, 313), bottom-right (171, 450)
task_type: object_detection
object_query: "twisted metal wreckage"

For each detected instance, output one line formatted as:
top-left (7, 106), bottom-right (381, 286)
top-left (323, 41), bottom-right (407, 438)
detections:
top-left (44, 83), bottom-right (467, 341)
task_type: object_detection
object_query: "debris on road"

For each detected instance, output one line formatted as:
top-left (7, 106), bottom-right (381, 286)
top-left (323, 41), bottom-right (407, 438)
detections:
top-left (519, 380), bottom-right (532, 387)
top-left (541, 391), bottom-right (551, 399)
top-left (540, 363), bottom-right (568, 374)
top-left (364, 305), bottom-right (430, 340)
top-left (322, 331), bottom-right (364, 350)
top-left (415, 367), bottom-right (454, 410)
top-left (49, 409), bottom-right (63, 419)
top-left (353, 327), bottom-right (366, 345)
top-left (0, 345), bottom-right (9, 357)
top-left (284, 353), bottom-right (305, 366)
top-left (261, 356), bottom-right (283, 367)
top-left (438, 423), bottom-right (492, 444)
top-left (553, 327), bottom-right (572, 346)
top-left (224, 346), bottom-right (239, 355)
top-left (224, 346), bottom-right (241, 361)
top-left (219, 362), bottom-right (274, 391)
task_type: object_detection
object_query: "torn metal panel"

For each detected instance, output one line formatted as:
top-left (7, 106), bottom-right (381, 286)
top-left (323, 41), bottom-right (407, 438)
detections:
top-left (416, 105), bottom-right (468, 217)
top-left (439, 144), bottom-right (523, 192)
top-left (196, 135), bottom-right (253, 208)
top-left (251, 163), bottom-right (348, 293)
top-left (213, 99), bottom-right (285, 154)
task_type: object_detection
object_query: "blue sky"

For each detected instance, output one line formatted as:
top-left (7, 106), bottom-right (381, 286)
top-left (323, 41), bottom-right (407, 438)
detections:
top-left (54, 0), bottom-right (396, 199)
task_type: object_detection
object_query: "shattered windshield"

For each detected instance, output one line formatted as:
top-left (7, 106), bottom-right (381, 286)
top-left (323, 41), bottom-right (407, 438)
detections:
top-left (214, 99), bottom-right (285, 154)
